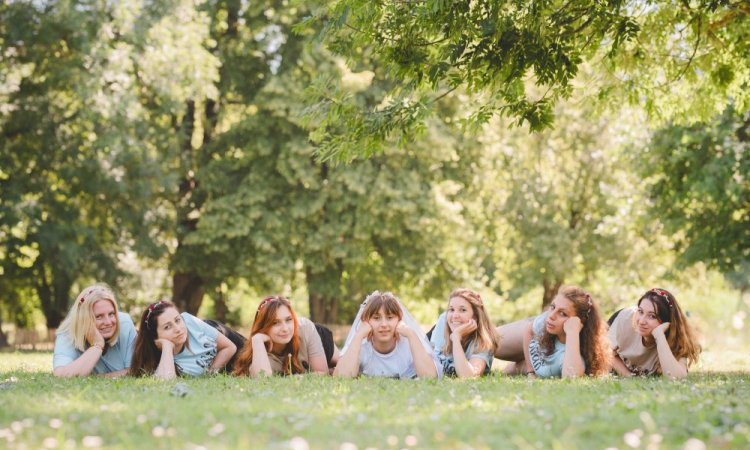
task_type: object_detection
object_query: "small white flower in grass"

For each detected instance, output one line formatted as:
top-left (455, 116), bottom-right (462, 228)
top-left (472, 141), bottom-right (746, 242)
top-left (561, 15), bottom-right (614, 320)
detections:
top-left (387, 435), bottom-right (399, 446)
top-left (207, 423), bottom-right (225, 437)
top-left (289, 436), bottom-right (309, 450)
top-left (339, 443), bottom-right (357, 450)
top-left (623, 431), bottom-right (641, 448)
top-left (683, 438), bottom-right (706, 450)
top-left (49, 419), bottom-right (63, 429)
top-left (136, 415), bottom-right (147, 424)
top-left (10, 421), bottom-right (23, 433)
top-left (0, 428), bottom-right (12, 439)
top-left (81, 435), bottom-right (103, 448)
top-left (404, 435), bottom-right (417, 446)
top-left (43, 437), bottom-right (58, 448)
top-left (152, 426), bottom-right (166, 438)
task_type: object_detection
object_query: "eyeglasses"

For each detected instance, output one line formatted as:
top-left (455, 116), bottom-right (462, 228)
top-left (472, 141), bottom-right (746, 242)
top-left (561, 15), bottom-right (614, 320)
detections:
top-left (649, 288), bottom-right (674, 308)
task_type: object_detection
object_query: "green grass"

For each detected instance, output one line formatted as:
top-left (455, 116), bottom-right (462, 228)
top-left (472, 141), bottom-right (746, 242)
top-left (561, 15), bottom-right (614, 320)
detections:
top-left (1, 351), bottom-right (749, 449)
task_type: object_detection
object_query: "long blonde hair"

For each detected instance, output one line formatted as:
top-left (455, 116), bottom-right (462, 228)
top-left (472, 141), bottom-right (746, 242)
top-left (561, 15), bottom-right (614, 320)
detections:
top-left (442, 288), bottom-right (499, 355)
top-left (57, 283), bottom-right (120, 351)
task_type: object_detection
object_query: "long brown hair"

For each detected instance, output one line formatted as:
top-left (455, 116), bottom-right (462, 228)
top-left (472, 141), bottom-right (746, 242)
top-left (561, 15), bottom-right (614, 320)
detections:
top-left (539, 285), bottom-right (610, 376)
top-left (442, 288), bottom-right (499, 355)
top-left (636, 288), bottom-right (701, 369)
top-left (129, 300), bottom-right (180, 377)
top-left (233, 296), bottom-right (304, 376)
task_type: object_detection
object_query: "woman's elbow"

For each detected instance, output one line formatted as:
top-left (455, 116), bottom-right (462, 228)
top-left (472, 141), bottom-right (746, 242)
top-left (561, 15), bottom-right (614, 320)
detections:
top-left (663, 369), bottom-right (688, 380)
top-left (53, 366), bottom-right (82, 377)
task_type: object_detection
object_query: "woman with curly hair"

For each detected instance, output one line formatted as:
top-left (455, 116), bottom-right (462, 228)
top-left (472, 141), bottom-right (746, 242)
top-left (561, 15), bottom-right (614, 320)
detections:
top-left (608, 288), bottom-right (701, 378)
top-left (496, 285), bottom-right (610, 378)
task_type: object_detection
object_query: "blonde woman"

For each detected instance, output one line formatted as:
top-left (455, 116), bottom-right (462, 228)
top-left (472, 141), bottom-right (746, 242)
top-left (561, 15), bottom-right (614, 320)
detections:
top-left (430, 288), bottom-right (499, 378)
top-left (53, 284), bottom-right (136, 377)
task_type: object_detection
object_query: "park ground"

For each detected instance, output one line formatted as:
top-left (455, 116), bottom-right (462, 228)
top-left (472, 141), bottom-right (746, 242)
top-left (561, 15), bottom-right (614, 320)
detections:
top-left (1, 350), bottom-right (749, 449)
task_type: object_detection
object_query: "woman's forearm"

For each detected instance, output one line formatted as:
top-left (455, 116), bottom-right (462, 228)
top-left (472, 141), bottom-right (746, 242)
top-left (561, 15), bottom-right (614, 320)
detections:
top-left (561, 334), bottom-right (585, 378)
top-left (407, 335), bottom-right (437, 378)
top-left (333, 339), bottom-right (364, 378)
top-left (154, 350), bottom-right (177, 380)
top-left (53, 346), bottom-right (103, 377)
top-left (654, 334), bottom-right (688, 379)
top-left (249, 339), bottom-right (273, 376)
top-left (451, 339), bottom-right (483, 378)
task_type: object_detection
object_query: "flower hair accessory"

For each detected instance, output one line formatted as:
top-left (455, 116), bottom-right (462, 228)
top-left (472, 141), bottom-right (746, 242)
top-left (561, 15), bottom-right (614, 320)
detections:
top-left (145, 300), bottom-right (167, 328)
top-left (257, 296), bottom-right (277, 311)
top-left (649, 288), bottom-right (674, 308)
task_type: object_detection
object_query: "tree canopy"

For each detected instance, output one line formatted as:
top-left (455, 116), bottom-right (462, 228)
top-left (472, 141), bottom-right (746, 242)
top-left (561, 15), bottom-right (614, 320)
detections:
top-left (304, 0), bottom-right (750, 160)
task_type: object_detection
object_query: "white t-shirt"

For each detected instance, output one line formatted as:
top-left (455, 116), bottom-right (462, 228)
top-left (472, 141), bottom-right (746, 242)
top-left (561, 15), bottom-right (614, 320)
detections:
top-left (359, 337), bottom-right (419, 379)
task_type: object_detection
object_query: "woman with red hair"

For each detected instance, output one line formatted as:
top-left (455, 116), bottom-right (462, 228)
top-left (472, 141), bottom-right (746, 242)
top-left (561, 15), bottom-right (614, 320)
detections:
top-left (233, 296), bottom-right (336, 376)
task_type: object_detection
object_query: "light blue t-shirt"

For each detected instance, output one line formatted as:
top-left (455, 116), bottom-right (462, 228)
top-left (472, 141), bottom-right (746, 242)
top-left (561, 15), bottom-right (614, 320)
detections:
top-left (53, 312), bottom-right (137, 374)
top-left (430, 312), bottom-right (493, 377)
top-left (528, 311), bottom-right (586, 378)
top-left (173, 313), bottom-right (219, 377)
top-left (527, 311), bottom-right (566, 378)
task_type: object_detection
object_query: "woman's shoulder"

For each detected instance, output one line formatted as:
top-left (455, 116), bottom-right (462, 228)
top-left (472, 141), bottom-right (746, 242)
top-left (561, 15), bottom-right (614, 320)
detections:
top-left (612, 306), bottom-right (637, 329)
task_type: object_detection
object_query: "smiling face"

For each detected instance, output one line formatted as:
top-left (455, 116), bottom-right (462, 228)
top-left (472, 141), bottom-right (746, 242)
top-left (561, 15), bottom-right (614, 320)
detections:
top-left (155, 307), bottom-right (188, 350)
top-left (545, 295), bottom-right (576, 336)
top-left (267, 305), bottom-right (295, 350)
top-left (446, 296), bottom-right (475, 332)
top-left (367, 306), bottom-right (400, 345)
top-left (635, 299), bottom-right (662, 337)
top-left (92, 300), bottom-right (118, 340)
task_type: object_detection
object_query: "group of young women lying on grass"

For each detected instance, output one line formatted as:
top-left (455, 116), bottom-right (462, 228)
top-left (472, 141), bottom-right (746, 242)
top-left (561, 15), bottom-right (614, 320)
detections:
top-left (53, 284), bottom-right (702, 380)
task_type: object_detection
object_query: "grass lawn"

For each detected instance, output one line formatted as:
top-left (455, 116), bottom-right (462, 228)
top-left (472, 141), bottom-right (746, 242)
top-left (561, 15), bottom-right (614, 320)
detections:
top-left (1, 351), bottom-right (748, 449)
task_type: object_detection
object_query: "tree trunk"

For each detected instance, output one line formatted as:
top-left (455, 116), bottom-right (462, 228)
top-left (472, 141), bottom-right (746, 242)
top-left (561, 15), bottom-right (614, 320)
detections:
top-left (306, 261), bottom-right (343, 323)
top-left (0, 315), bottom-right (8, 348)
top-left (213, 285), bottom-right (228, 323)
top-left (36, 261), bottom-right (72, 329)
top-left (541, 278), bottom-right (564, 311)
top-left (172, 273), bottom-right (205, 315)
top-left (308, 292), bottom-right (339, 324)
top-left (170, 100), bottom-right (207, 315)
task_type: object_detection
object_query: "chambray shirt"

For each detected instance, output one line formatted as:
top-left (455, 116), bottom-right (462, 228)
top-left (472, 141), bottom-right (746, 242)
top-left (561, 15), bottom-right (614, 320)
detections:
top-left (53, 312), bottom-right (136, 374)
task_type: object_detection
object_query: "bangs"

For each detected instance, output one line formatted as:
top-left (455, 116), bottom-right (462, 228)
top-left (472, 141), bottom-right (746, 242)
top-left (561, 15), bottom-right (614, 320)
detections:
top-left (362, 294), bottom-right (402, 321)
